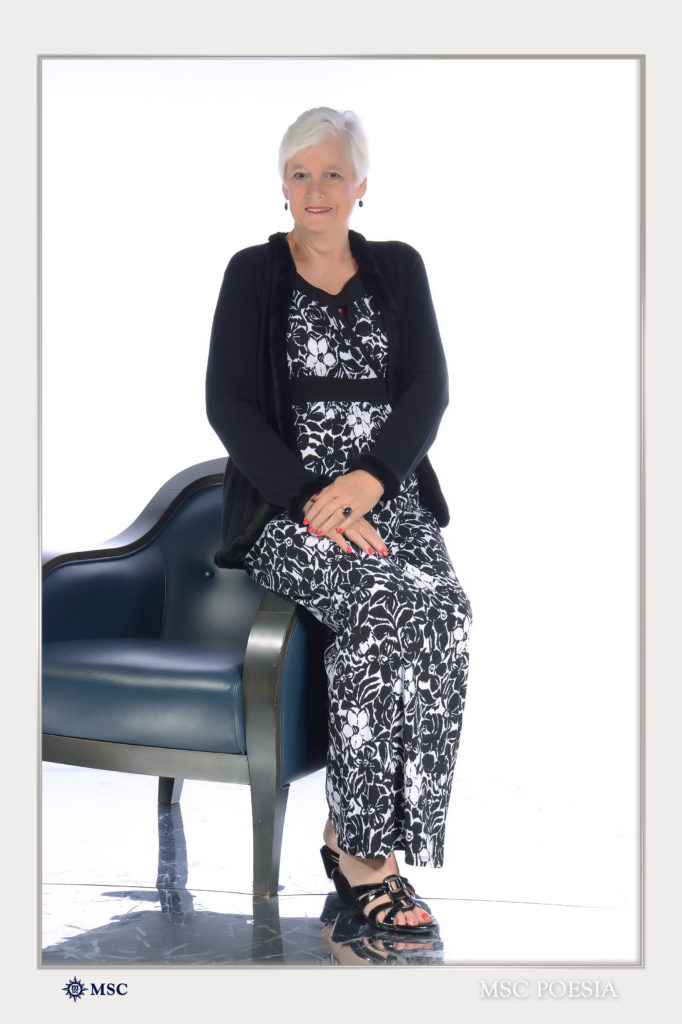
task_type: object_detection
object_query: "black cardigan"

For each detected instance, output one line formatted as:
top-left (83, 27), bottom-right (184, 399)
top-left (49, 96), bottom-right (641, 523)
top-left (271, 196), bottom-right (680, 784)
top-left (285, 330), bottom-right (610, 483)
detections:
top-left (206, 229), bottom-right (450, 569)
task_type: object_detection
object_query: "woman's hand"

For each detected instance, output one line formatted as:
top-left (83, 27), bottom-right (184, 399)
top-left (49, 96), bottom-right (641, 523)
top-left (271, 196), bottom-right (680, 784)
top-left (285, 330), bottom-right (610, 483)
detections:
top-left (301, 470), bottom-right (389, 556)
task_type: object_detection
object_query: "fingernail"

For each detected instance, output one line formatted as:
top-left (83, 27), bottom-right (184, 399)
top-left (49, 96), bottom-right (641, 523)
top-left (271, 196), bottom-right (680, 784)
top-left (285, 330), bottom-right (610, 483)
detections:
top-left (308, 527), bottom-right (314, 533)
top-left (303, 518), bottom-right (309, 525)
top-left (336, 527), bottom-right (344, 533)
top-left (367, 547), bottom-right (375, 554)
top-left (381, 548), bottom-right (388, 556)
top-left (316, 529), bottom-right (324, 536)
top-left (345, 546), bottom-right (352, 554)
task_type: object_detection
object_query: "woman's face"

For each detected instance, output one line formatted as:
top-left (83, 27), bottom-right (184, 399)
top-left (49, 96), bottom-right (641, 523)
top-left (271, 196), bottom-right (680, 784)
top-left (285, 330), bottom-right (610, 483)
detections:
top-left (282, 135), bottom-right (367, 236)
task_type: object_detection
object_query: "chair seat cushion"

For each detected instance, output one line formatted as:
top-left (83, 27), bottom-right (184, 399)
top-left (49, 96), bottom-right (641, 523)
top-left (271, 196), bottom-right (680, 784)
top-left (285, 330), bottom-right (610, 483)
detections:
top-left (42, 639), bottom-right (247, 754)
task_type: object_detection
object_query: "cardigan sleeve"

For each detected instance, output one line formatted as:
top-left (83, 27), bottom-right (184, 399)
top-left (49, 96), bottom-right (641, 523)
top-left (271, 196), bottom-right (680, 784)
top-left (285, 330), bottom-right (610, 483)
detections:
top-left (206, 249), bottom-right (333, 518)
top-left (347, 247), bottom-right (448, 498)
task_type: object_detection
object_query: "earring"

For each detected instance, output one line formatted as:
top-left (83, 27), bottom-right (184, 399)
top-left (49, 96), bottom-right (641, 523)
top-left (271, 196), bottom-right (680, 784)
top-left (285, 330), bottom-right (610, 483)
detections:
top-left (284, 201), bottom-right (288, 211)
top-left (358, 199), bottom-right (363, 208)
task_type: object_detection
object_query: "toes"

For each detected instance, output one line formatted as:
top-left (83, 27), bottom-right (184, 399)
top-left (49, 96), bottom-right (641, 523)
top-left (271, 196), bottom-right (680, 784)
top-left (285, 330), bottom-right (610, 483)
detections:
top-left (408, 910), bottom-right (429, 926)
top-left (369, 899), bottom-right (433, 930)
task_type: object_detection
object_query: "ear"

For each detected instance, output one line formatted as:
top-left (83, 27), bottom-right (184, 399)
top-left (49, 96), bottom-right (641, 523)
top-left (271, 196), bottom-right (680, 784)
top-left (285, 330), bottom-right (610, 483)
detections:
top-left (357, 177), bottom-right (368, 200)
top-left (282, 182), bottom-right (289, 201)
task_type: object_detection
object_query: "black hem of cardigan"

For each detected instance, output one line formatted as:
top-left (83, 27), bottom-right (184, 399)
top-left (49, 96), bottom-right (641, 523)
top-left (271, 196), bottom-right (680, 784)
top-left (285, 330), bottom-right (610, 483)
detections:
top-left (286, 473), bottom-right (336, 523)
top-left (213, 473), bottom-right (336, 569)
top-left (214, 500), bottom-right (281, 569)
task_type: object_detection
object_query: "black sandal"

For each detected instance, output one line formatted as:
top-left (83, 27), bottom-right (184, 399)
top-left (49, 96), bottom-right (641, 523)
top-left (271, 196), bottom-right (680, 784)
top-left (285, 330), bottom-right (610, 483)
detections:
top-left (320, 844), bottom-right (341, 878)
top-left (320, 845), bottom-right (432, 914)
top-left (331, 867), bottom-right (438, 934)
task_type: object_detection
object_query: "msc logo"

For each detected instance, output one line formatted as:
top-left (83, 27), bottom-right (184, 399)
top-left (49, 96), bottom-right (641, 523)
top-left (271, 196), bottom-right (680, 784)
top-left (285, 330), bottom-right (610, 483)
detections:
top-left (62, 978), bottom-right (87, 1002)
top-left (62, 977), bottom-right (128, 1001)
top-left (90, 983), bottom-right (128, 996)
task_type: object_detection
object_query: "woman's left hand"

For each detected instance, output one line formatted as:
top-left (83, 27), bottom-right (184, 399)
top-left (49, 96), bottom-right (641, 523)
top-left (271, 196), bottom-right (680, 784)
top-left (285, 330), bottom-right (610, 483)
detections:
top-left (302, 469), bottom-right (384, 539)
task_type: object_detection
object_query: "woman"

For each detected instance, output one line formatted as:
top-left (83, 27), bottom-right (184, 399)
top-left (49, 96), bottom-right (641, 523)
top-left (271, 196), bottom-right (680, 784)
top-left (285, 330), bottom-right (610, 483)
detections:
top-left (206, 107), bottom-right (472, 933)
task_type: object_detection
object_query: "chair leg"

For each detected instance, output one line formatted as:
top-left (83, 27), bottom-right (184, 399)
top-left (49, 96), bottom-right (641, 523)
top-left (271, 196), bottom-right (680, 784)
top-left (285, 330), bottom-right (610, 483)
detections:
top-left (158, 777), bottom-right (184, 806)
top-left (250, 776), bottom-right (289, 897)
top-left (251, 894), bottom-right (284, 961)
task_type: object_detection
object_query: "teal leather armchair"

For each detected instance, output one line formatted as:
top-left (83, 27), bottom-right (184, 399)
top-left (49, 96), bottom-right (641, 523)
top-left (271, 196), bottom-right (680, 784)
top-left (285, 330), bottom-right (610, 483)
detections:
top-left (42, 459), bottom-right (329, 896)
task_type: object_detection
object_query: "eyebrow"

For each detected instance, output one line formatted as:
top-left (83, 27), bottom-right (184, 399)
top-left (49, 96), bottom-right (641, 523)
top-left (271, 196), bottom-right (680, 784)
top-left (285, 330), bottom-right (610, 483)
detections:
top-left (289, 163), bottom-right (344, 172)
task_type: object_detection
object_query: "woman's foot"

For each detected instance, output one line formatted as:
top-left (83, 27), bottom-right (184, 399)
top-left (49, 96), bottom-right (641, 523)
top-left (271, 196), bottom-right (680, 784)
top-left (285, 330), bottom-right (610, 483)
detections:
top-left (322, 819), bottom-right (434, 929)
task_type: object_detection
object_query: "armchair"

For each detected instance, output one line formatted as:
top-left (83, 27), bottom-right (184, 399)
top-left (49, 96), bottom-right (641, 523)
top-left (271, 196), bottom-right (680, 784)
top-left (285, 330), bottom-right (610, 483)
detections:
top-left (42, 458), bottom-right (329, 896)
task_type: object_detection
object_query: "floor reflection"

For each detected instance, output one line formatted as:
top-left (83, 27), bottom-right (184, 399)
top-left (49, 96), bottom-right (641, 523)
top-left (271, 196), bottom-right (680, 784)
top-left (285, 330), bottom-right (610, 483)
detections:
top-left (42, 798), bottom-right (443, 966)
top-left (322, 903), bottom-right (444, 966)
top-left (41, 764), bottom-right (637, 965)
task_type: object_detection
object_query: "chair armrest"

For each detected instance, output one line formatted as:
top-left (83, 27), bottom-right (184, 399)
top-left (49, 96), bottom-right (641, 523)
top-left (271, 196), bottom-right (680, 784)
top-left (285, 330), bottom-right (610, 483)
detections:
top-left (242, 590), bottom-right (328, 790)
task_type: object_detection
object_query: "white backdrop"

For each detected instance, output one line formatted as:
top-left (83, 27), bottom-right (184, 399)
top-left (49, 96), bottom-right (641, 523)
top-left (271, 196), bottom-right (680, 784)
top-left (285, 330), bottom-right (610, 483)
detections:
top-left (41, 57), bottom-right (640, 918)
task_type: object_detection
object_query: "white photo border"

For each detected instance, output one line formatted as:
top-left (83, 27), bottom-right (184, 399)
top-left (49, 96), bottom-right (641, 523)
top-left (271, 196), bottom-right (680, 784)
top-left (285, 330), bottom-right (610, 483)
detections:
top-left (4, 1), bottom-right (678, 1020)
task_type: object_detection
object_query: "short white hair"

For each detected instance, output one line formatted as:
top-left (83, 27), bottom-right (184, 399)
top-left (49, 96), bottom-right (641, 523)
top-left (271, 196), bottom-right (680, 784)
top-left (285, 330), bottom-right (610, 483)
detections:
top-left (278, 107), bottom-right (369, 184)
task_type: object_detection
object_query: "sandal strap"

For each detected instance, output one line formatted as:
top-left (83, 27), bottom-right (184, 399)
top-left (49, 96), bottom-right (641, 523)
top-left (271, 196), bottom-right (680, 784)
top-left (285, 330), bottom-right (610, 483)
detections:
top-left (371, 900), bottom-right (414, 927)
top-left (359, 876), bottom-right (421, 925)
top-left (351, 873), bottom-right (410, 910)
top-left (366, 902), bottom-right (400, 926)
top-left (331, 866), bottom-right (436, 931)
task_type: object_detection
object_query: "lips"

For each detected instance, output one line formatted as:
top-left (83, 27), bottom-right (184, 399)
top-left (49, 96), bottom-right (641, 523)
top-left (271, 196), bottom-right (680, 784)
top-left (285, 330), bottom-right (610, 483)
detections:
top-left (305, 207), bottom-right (332, 213)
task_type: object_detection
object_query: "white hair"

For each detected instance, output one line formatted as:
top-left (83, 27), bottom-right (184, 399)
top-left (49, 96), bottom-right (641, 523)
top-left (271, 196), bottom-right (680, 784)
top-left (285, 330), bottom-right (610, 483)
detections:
top-left (278, 107), bottom-right (369, 184)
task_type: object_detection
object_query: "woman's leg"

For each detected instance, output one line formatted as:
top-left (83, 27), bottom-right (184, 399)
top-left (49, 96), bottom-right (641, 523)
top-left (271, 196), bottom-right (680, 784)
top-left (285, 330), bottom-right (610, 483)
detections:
top-left (244, 513), bottom-right (437, 925)
top-left (244, 506), bottom-right (472, 866)
top-left (319, 507), bottom-right (471, 870)
top-left (387, 503), bottom-right (473, 866)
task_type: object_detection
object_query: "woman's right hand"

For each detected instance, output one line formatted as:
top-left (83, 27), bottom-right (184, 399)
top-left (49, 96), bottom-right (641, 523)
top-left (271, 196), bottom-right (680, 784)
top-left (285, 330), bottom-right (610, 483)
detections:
top-left (302, 493), bottom-right (389, 557)
top-left (338, 515), bottom-right (389, 557)
top-left (303, 504), bottom-right (389, 557)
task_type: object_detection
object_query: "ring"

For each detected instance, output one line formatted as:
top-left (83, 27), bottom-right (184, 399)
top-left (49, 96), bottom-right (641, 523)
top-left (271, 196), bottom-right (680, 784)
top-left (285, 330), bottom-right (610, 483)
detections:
top-left (343, 506), bottom-right (352, 516)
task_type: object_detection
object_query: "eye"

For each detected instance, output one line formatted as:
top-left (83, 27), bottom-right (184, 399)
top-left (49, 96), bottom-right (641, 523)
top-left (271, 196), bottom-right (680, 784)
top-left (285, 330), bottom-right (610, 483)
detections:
top-left (292, 171), bottom-right (307, 180)
top-left (327, 171), bottom-right (342, 179)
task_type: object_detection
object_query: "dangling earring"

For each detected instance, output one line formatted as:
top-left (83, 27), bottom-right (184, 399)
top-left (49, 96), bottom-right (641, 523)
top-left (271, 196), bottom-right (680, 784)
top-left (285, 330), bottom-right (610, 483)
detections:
top-left (284, 201), bottom-right (288, 211)
top-left (358, 199), bottom-right (363, 208)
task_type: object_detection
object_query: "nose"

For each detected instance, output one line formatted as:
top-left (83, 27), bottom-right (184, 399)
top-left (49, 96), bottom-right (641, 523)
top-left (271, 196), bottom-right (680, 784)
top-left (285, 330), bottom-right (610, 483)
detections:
top-left (307, 177), bottom-right (326, 198)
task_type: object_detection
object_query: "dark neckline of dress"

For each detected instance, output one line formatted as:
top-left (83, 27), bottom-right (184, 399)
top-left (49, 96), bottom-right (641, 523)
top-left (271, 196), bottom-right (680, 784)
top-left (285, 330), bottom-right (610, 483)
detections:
top-left (293, 270), bottom-right (365, 307)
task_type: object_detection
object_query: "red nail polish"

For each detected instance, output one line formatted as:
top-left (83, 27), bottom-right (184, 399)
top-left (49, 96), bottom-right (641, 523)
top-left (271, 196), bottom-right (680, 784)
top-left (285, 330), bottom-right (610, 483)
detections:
top-left (381, 548), bottom-right (388, 556)
top-left (316, 529), bottom-right (324, 536)
top-left (345, 545), bottom-right (352, 553)
top-left (303, 518), bottom-right (309, 525)
top-left (421, 912), bottom-right (430, 920)
top-left (336, 527), bottom-right (344, 533)
top-left (367, 547), bottom-right (375, 554)
top-left (308, 527), bottom-right (314, 533)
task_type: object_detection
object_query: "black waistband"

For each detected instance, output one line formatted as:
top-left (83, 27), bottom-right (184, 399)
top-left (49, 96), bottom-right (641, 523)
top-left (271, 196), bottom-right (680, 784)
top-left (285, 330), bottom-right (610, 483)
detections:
top-left (290, 376), bottom-right (389, 405)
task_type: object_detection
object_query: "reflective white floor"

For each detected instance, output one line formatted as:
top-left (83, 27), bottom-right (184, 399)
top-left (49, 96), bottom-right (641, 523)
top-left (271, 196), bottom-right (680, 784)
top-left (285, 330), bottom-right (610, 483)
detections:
top-left (41, 763), bottom-right (639, 967)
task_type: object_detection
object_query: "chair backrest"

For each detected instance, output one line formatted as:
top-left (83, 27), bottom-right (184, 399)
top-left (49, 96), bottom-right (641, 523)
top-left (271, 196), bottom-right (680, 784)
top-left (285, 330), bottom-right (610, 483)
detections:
top-left (152, 483), bottom-right (265, 647)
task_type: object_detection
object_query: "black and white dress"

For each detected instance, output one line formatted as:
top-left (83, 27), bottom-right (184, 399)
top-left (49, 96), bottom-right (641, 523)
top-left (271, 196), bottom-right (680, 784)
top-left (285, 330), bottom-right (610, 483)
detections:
top-left (243, 271), bottom-right (472, 869)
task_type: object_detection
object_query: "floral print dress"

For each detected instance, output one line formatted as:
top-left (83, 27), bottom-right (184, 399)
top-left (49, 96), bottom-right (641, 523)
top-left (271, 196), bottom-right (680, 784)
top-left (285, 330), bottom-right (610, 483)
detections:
top-left (242, 271), bottom-right (472, 868)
